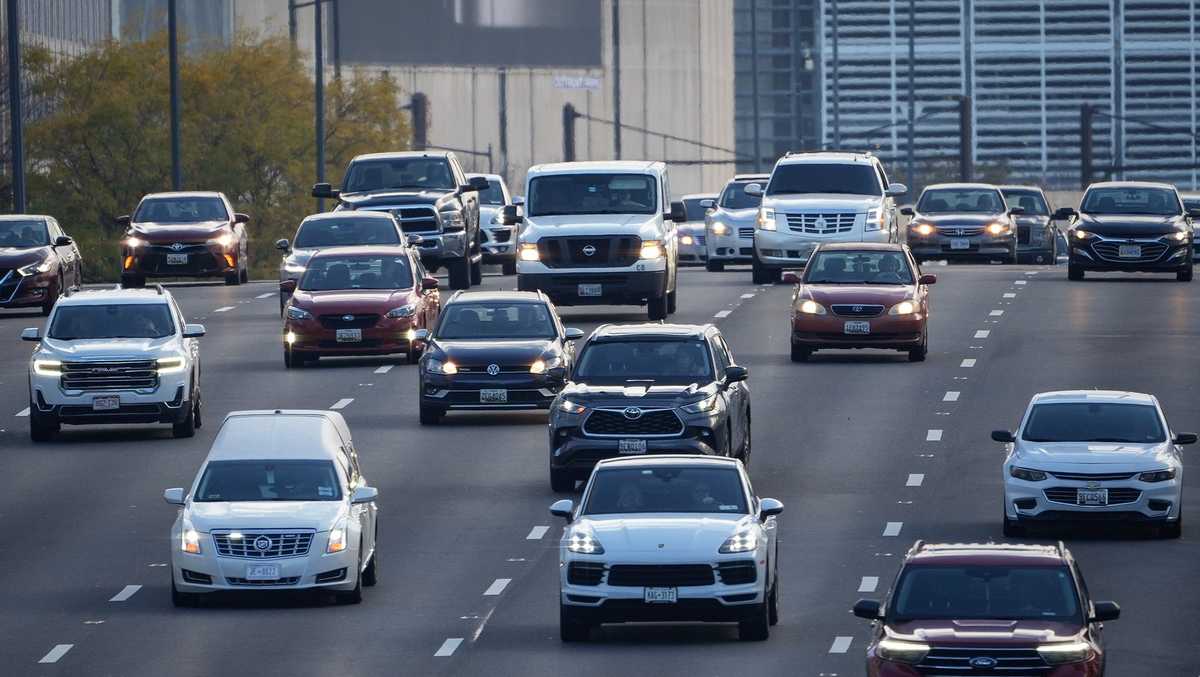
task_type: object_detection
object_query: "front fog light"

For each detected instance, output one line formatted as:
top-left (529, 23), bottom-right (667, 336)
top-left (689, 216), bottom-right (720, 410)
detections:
top-left (680, 235), bottom-right (694, 246)
top-left (285, 331), bottom-right (296, 345)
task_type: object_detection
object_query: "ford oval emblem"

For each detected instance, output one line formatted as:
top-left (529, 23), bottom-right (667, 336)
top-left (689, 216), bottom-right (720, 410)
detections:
top-left (253, 536), bottom-right (273, 552)
top-left (582, 244), bottom-right (597, 256)
top-left (487, 363), bottom-right (500, 376)
top-left (622, 406), bottom-right (643, 420)
top-left (968, 656), bottom-right (997, 669)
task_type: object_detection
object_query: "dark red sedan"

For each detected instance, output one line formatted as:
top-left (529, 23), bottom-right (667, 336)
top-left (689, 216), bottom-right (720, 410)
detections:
top-left (784, 242), bottom-right (935, 362)
top-left (282, 245), bottom-right (440, 367)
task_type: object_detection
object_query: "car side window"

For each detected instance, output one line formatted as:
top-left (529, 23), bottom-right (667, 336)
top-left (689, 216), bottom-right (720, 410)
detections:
top-left (661, 171), bottom-right (672, 213)
top-left (874, 162), bottom-right (889, 193)
top-left (710, 336), bottom-right (730, 373)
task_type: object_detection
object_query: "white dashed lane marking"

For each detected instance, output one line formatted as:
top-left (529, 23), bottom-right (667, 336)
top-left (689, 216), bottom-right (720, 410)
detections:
top-left (374, 365), bottom-right (394, 374)
top-left (974, 330), bottom-right (991, 338)
top-left (109, 585), bottom-right (142, 602)
top-left (256, 292), bottom-right (274, 299)
top-left (483, 578), bottom-right (512, 596)
top-left (943, 391), bottom-right (960, 402)
top-left (906, 473), bottom-right (925, 487)
top-left (16, 407), bottom-right (29, 417)
top-left (38, 645), bottom-right (73, 664)
top-left (926, 429), bottom-right (943, 442)
top-left (1015, 280), bottom-right (1027, 285)
top-left (1003, 292), bottom-right (1016, 298)
top-left (989, 309), bottom-right (1004, 316)
top-left (330, 398), bottom-right (354, 410)
top-left (714, 310), bottom-right (732, 318)
top-left (858, 576), bottom-right (879, 593)
top-left (960, 358), bottom-right (977, 368)
top-left (434, 638), bottom-right (463, 657)
top-left (740, 293), bottom-right (756, 299)
top-left (883, 522), bottom-right (904, 537)
top-left (829, 636), bottom-right (854, 654)
top-left (214, 306), bottom-right (235, 313)
top-left (526, 526), bottom-right (550, 540)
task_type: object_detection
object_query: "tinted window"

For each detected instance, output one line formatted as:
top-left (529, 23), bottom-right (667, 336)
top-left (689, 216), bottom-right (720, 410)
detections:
top-left (49, 304), bottom-right (175, 339)
top-left (1081, 187), bottom-right (1182, 216)
top-left (584, 467), bottom-right (748, 515)
top-left (683, 198), bottom-right (711, 221)
top-left (720, 181), bottom-right (762, 209)
top-left (135, 197), bottom-right (228, 223)
top-left (300, 254), bottom-right (413, 291)
top-left (574, 339), bottom-right (713, 385)
top-left (527, 174), bottom-right (657, 216)
top-left (1183, 198), bottom-right (1200, 212)
top-left (1000, 189), bottom-right (1049, 216)
top-left (767, 163), bottom-right (881, 197)
top-left (436, 302), bottom-right (557, 339)
top-left (343, 158), bottom-right (456, 192)
top-left (195, 460), bottom-right (342, 502)
top-left (475, 179), bottom-right (506, 205)
top-left (0, 219), bottom-right (49, 247)
top-left (294, 217), bottom-right (401, 248)
top-left (917, 188), bottom-right (1005, 214)
top-left (891, 565), bottom-right (1080, 622)
top-left (1022, 402), bottom-right (1165, 443)
top-left (804, 250), bottom-right (914, 285)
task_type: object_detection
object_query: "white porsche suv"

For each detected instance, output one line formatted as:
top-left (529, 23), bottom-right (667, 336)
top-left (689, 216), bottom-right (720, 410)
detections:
top-left (22, 286), bottom-right (205, 441)
top-left (551, 455), bottom-right (783, 641)
top-left (747, 151), bottom-right (907, 283)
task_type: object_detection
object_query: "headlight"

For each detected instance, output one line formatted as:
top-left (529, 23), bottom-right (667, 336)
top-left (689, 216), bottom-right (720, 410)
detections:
top-left (559, 399), bottom-right (587, 414)
top-left (682, 393), bottom-right (719, 414)
top-left (181, 520), bottom-right (202, 554)
top-left (1163, 230), bottom-right (1189, 242)
top-left (530, 355), bottom-right (562, 374)
top-left (718, 527), bottom-right (758, 553)
top-left (1010, 466), bottom-right (1047, 482)
top-left (439, 209), bottom-right (464, 229)
top-left (1073, 229), bottom-right (1093, 240)
top-left (679, 234), bottom-right (694, 246)
top-left (519, 242), bottom-right (540, 261)
top-left (326, 517), bottom-right (348, 554)
top-left (888, 300), bottom-right (916, 316)
top-left (757, 207), bottom-right (777, 231)
top-left (426, 358), bottom-right (458, 375)
top-left (283, 261), bottom-right (307, 274)
top-left (710, 222), bottom-right (729, 236)
top-left (1037, 641), bottom-right (1094, 665)
top-left (566, 529), bottom-right (604, 554)
top-left (18, 260), bottom-right (52, 276)
top-left (156, 356), bottom-right (186, 374)
top-left (798, 299), bottom-right (826, 315)
top-left (33, 359), bottom-right (61, 376)
top-left (865, 208), bottom-right (884, 231)
top-left (876, 638), bottom-right (930, 664)
top-left (987, 222), bottom-right (1012, 236)
top-left (124, 236), bottom-right (145, 249)
top-left (386, 304), bottom-right (416, 319)
top-left (1139, 468), bottom-right (1177, 482)
top-left (912, 223), bottom-right (934, 236)
top-left (285, 306), bottom-right (313, 321)
top-left (640, 240), bottom-right (663, 259)
top-left (209, 232), bottom-right (234, 248)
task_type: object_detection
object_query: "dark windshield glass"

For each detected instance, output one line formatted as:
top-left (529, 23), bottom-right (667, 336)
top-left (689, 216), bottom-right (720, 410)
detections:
top-left (436, 302), bottom-right (556, 339)
top-left (299, 254), bottom-right (413, 291)
top-left (343, 158), bottom-right (456, 192)
top-left (1022, 402), bottom-right (1165, 443)
top-left (918, 188), bottom-right (1005, 214)
top-left (683, 198), bottom-right (712, 221)
top-left (1000, 189), bottom-right (1049, 216)
top-left (891, 565), bottom-right (1080, 622)
top-left (528, 174), bottom-right (658, 216)
top-left (195, 460), bottom-right (342, 502)
top-left (805, 250), bottom-right (913, 285)
top-left (294, 217), bottom-right (401, 248)
top-left (584, 467), bottom-right (748, 515)
top-left (49, 304), bottom-right (174, 339)
top-left (1184, 198), bottom-right (1200, 211)
top-left (767, 163), bottom-right (881, 196)
top-left (1081, 187), bottom-right (1181, 216)
top-left (135, 197), bottom-right (228, 223)
top-left (475, 178), bottom-right (505, 205)
top-left (575, 339), bottom-right (713, 385)
top-left (0, 219), bottom-right (49, 247)
top-left (720, 182), bottom-right (762, 209)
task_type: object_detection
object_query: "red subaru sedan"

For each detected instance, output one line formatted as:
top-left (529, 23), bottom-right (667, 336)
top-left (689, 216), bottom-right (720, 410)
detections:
top-left (282, 245), bottom-right (440, 367)
top-left (784, 242), bottom-right (935, 362)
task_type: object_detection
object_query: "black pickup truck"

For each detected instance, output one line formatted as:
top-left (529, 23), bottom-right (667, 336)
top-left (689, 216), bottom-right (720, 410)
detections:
top-left (313, 151), bottom-right (487, 289)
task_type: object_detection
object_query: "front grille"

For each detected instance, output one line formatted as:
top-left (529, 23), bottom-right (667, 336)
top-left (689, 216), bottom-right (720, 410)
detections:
top-left (785, 212), bottom-right (856, 234)
top-left (537, 236), bottom-right (641, 268)
top-left (318, 339), bottom-right (384, 349)
top-left (831, 304), bottom-right (884, 317)
top-left (390, 206), bottom-right (440, 233)
top-left (738, 227), bottom-right (755, 239)
top-left (582, 408), bottom-right (684, 437)
top-left (1017, 224), bottom-right (1032, 244)
top-left (917, 646), bottom-right (1051, 674)
top-left (1048, 470), bottom-right (1137, 481)
top-left (607, 564), bottom-right (715, 587)
top-left (1045, 487), bottom-right (1141, 506)
top-left (488, 229), bottom-right (512, 243)
top-left (59, 403), bottom-right (161, 417)
top-left (318, 314), bottom-right (380, 329)
top-left (212, 531), bottom-right (314, 559)
top-left (1092, 241), bottom-right (1168, 263)
top-left (226, 577), bottom-right (301, 587)
top-left (0, 269), bottom-right (19, 303)
top-left (567, 562), bottom-right (606, 586)
top-left (936, 226), bottom-right (985, 237)
top-left (716, 561), bottom-right (757, 585)
top-left (138, 246), bottom-right (222, 274)
top-left (60, 360), bottom-right (158, 391)
top-left (455, 364), bottom-right (530, 374)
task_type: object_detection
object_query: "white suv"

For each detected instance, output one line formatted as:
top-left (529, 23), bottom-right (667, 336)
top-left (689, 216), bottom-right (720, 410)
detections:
top-left (746, 151), bottom-right (907, 283)
top-left (22, 286), bottom-right (205, 441)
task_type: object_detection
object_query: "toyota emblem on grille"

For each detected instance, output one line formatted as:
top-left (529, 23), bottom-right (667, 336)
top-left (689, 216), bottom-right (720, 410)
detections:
top-left (852, 305), bottom-right (863, 312)
top-left (968, 657), bottom-right (998, 669)
top-left (253, 536), bottom-right (273, 552)
top-left (622, 407), bottom-right (644, 420)
top-left (487, 363), bottom-right (500, 376)
top-left (342, 314), bottom-right (354, 322)
top-left (1086, 481), bottom-right (1101, 489)
top-left (582, 244), bottom-right (597, 256)
top-left (170, 242), bottom-right (185, 251)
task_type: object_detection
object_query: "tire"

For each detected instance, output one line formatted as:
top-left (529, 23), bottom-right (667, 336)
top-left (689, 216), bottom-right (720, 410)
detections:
top-left (419, 405), bottom-right (444, 425)
top-left (470, 257), bottom-right (483, 285)
top-left (908, 331), bottom-right (928, 362)
top-left (752, 257), bottom-right (778, 284)
top-left (362, 547), bottom-right (379, 586)
top-left (193, 388), bottom-right (203, 429)
top-left (172, 397), bottom-right (196, 438)
top-left (448, 256), bottom-right (471, 290)
top-left (1067, 264), bottom-right (1084, 281)
top-left (171, 577), bottom-right (200, 608)
top-left (790, 344), bottom-right (811, 363)
top-left (767, 567), bottom-right (779, 626)
top-left (41, 273), bottom-right (60, 315)
top-left (666, 287), bottom-right (677, 315)
top-left (706, 259), bottom-right (725, 272)
top-left (1162, 513), bottom-right (1182, 539)
top-left (550, 467), bottom-right (575, 492)
top-left (284, 347), bottom-right (299, 369)
top-left (406, 344), bottom-right (422, 365)
top-left (279, 295), bottom-right (287, 317)
top-left (29, 407), bottom-right (58, 442)
top-left (121, 273), bottom-right (145, 288)
top-left (560, 603), bottom-right (591, 642)
top-left (224, 269), bottom-right (241, 285)
top-left (336, 550), bottom-right (364, 604)
top-left (1002, 505), bottom-right (1024, 538)
top-left (737, 600), bottom-right (771, 641)
top-left (1177, 264), bottom-right (1193, 282)
top-left (501, 259), bottom-right (517, 276)
top-left (647, 293), bottom-right (668, 321)
top-left (738, 415), bottom-right (752, 465)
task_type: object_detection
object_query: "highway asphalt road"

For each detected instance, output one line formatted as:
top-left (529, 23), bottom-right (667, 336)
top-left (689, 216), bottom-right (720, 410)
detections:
top-left (0, 263), bottom-right (1195, 676)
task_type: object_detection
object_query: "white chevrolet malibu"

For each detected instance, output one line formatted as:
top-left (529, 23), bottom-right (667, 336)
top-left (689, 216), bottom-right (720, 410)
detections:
top-left (551, 455), bottom-right (782, 642)
top-left (164, 410), bottom-right (379, 606)
top-left (994, 390), bottom-right (1194, 539)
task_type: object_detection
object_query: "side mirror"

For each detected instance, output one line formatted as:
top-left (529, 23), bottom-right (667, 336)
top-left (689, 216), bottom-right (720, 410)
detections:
top-left (280, 279), bottom-right (298, 294)
top-left (513, 195), bottom-right (525, 206)
top-left (163, 487), bottom-right (186, 505)
top-left (421, 276), bottom-right (439, 291)
top-left (886, 182), bottom-right (908, 197)
top-left (413, 328), bottom-right (431, 342)
top-left (699, 199), bottom-right (715, 209)
top-left (312, 182), bottom-right (339, 199)
top-left (351, 486), bottom-right (379, 504)
top-left (852, 599), bottom-right (882, 620)
top-left (234, 212), bottom-right (250, 224)
top-left (782, 271), bottom-right (802, 284)
top-left (1053, 207), bottom-right (1077, 220)
top-left (918, 273), bottom-right (937, 285)
top-left (182, 323), bottom-right (206, 339)
top-left (1187, 208), bottom-right (1200, 219)
top-left (991, 430), bottom-right (1015, 443)
top-left (501, 204), bottom-right (523, 225)
top-left (20, 327), bottom-right (40, 341)
top-left (758, 497), bottom-right (783, 520)
top-left (53, 235), bottom-right (73, 247)
top-left (668, 200), bottom-right (688, 223)
top-left (275, 238), bottom-right (290, 251)
top-left (724, 365), bottom-right (749, 383)
top-left (550, 499), bottom-right (574, 520)
top-left (564, 327), bottom-right (585, 341)
top-left (1091, 601), bottom-right (1120, 623)
top-left (1174, 432), bottom-right (1198, 445)
top-left (743, 183), bottom-right (763, 197)
top-left (899, 206), bottom-right (915, 217)
top-left (116, 215), bottom-right (131, 227)
top-left (407, 234), bottom-right (425, 246)
top-left (1008, 206), bottom-right (1026, 216)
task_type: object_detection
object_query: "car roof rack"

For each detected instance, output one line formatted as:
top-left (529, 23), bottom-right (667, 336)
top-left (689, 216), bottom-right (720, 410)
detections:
top-left (906, 539), bottom-right (926, 557)
top-left (783, 149), bottom-right (873, 158)
top-left (154, 283), bottom-right (166, 295)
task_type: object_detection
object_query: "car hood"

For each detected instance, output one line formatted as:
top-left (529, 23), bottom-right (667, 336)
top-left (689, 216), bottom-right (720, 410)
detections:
top-left (430, 338), bottom-right (554, 364)
top-left (39, 336), bottom-right (176, 358)
top-left (577, 514), bottom-right (749, 554)
top-left (765, 194), bottom-right (879, 212)
top-left (709, 208), bottom-right (759, 226)
top-left (912, 213), bottom-right (1003, 227)
top-left (801, 284), bottom-right (915, 305)
top-left (561, 382), bottom-right (713, 408)
top-left (0, 246), bottom-right (50, 269)
top-left (886, 619), bottom-right (1083, 644)
top-left (522, 213), bottom-right (661, 240)
top-left (338, 189), bottom-right (455, 210)
top-left (1015, 441), bottom-right (1173, 467)
top-left (479, 205), bottom-right (504, 223)
top-left (679, 220), bottom-right (706, 234)
top-left (186, 500), bottom-right (346, 532)
top-left (1076, 214), bottom-right (1185, 237)
top-left (284, 248), bottom-right (318, 266)
top-left (129, 221), bottom-right (230, 242)
top-left (292, 289), bottom-right (414, 314)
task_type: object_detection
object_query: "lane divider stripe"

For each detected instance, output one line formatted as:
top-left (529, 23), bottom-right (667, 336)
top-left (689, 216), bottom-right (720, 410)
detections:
top-left (829, 636), bottom-right (853, 653)
top-left (906, 473), bottom-right (925, 487)
top-left (943, 391), bottom-right (960, 402)
top-left (483, 578), bottom-right (511, 596)
top-left (374, 365), bottom-right (394, 374)
top-left (858, 576), bottom-right (879, 593)
top-left (214, 306), bottom-right (235, 313)
top-left (714, 310), bottom-right (732, 318)
top-left (883, 522), bottom-right (903, 537)
top-left (926, 429), bottom-right (943, 442)
top-left (974, 330), bottom-right (990, 338)
top-left (960, 358), bottom-right (977, 368)
top-left (526, 526), bottom-right (550, 540)
top-left (16, 407), bottom-right (29, 417)
top-left (330, 398), bottom-right (354, 410)
top-left (989, 309), bottom-right (1004, 316)
top-left (38, 645), bottom-right (73, 664)
top-left (434, 638), bottom-right (463, 657)
top-left (109, 585), bottom-right (142, 602)
top-left (256, 292), bottom-right (274, 299)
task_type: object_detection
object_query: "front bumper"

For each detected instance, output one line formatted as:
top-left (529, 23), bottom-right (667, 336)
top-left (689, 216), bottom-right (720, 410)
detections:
top-left (1005, 475), bottom-right (1181, 523)
top-left (549, 408), bottom-right (724, 476)
top-left (481, 225), bottom-right (516, 262)
top-left (420, 371), bottom-right (565, 411)
top-left (172, 535), bottom-right (358, 594)
top-left (755, 228), bottom-right (890, 266)
top-left (792, 313), bottom-right (925, 350)
top-left (1070, 239), bottom-right (1191, 272)
top-left (285, 318), bottom-right (418, 356)
top-left (0, 269), bottom-right (55, 308)
top-left (123, 242), bottom-right (237, 278)
top-left (410, 230), bottom-right (469, 263)
top-left (705, 228), bottom-right (754, 262)
top-left (518, 269), bottom-right (666, 306)
top-left (867, 654), bottom-right (1100, 677)
top-left (31, 368), bottom-right (193, 425)
top-left (908, 233), bottom-right (1016, 260)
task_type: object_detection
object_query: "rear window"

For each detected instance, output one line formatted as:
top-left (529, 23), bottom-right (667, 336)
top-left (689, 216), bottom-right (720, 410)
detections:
top-left (767, 163), bottom-right (881, 197)
top-left (1022, 402), bottom-right (1165, 443)
top-left (720, 182), bottom-right (763, 210)
top-left (294, 217), bottom-right (401, 248)
top-left (891, 565), bottom-right (1081, 622)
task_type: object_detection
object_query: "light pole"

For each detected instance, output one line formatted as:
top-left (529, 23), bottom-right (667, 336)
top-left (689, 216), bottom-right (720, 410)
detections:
top-left (6, 0), bottom-right (25, 212)
top-left (905, 0), bottom-right (915, 190)
top-left (168, 0), bottom-right (182, 191)
top-left (749, 0), bottom-right (762, 171)
top-left (314, 0), bottom-right (325, 211)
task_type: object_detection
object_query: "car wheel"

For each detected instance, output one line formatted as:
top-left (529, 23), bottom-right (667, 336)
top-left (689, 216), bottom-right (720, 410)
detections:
top-left (752, 257), bottom-right (779, 284)
top-left (560, 603), bottom-right (592, 642)
top-left (29, 406), bottom-right (58, 442)
top-left (284, 347), bottom-right (298, 369)
top-left (768, 566), bottom-right (779, 626)
top-left (908, 331), bottom-right (928, 362)
top-left (666, 287), bottom-right (677, 315)
top-left (1002, 505), bottom-right (1024, 538)
top-left (406, 345), bottom-right (422, 365)
top-left (1067, 264), bottom-right (1084, 281)
top-left (647, 292), bottom-right (668, 321)
top-left (336, 550), bottom-right (364, 604)
top-left (41, 273), bottom-right (61, 315)
top-left (172, 396), bottom-right (197, 438)
top-left (470, 257), bottom-right (483, 285)
top-left (448, 256), bottom-right (471, 290)
top-left (501, 259), bottom-right (517, 276)
top-left (1162, 513), bottom-right (1182, 539)
top-left (1177, 264), bottom-right (1193, 282)
top-left (362, 547), bottom-right (379, 586)
top-left (171, 577), bottom-right (200, 608)
top-left (739, 416), bottom-right (752, 465)
top-left (706, 259), bottom-right (725, 272)
top-left (224, 269), bottom-right (241, 285)
top-left (279, 295), bottom-right (287, 317)
top-left (419, 405), bottom-right (444, 425)
top-left (737, 599), bottom-right (770, 641)
top-left (121, 273), bottom-right (145, 288)
top-left (550, 467), bottom-right (575, 492)
top-left (790, 344), bottom-right (811, 363)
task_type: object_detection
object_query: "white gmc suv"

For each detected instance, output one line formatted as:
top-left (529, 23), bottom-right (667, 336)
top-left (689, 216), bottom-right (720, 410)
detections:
top-left (747, 151), bottom-right (907, 283)
top-left (507, 161), bottom-right (684, 320)
top-left (22, 286), bottom-right (205, 441)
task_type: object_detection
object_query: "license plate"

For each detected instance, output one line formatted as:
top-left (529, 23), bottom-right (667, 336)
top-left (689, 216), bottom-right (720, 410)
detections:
top-left (335, 328), bottom-right (362, 343)
top-left (844, 321), bottom-right (871, 335)
top-left (1118, 245), bottom-right (1141, 258)
top-left (92, 395), bottom-right (120, 411)
top-left (578, 284), bottom-right (602, 297)
top-left (245, 564), bottom-right (280, 581)
top-left (644, 587), bottom-right (677, 604)
top-left (480, 389), bottom-right (508, 403)
top-left (950, 238), bottom-right (971, 250)
top-left (618, 438), bottom-right (647, 455)
top-left (1078, 488), bottom-right (1108, 506)
top-left (166, 253), bottom-right (188, 265)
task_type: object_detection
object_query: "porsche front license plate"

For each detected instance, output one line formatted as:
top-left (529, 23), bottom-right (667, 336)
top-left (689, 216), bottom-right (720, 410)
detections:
top-left (578, 284), bottom-right (602, 297)
top-left (166, 253), bottom-right (188, 265)
top-left (643, 587), bottom-right (677, 604)
top-left (92, 395), bottom-right (120, 411)
top-left (245, 564), bottom-right (280, 581)
top-left (950, 238), bottom-right (971, 250)
top-left (480, 389), bottom-right (508, 403)
top-left (335, 328), bottom-right (362, 343)
top-left (618, 438), bottom-right (647, 454)
top-left (1118, 245), bottom-right (1141, 258)
top-left (1078, 488), bottom-right (1108, 506)
top-left (843, 321), bottom-right (871, 335)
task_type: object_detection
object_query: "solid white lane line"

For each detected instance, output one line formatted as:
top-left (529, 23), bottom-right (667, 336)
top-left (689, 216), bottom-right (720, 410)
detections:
top-left (214, 306), bottom-right (235, 312)
top-left (883, 522), bottom-right (903, 537)
top-left (960, 358), bottom-right (977, 368)
top-left (434, 638), bottom-right (463, 657)
top-left (989, 309), bottom-right (1004, 316)
top-left (1015, 280), bottom-right (1027, 285)
top-left (714, 310), bottom-right (732, 318)
top-left (740, 293), bottom-right (756, 299)
top-left (1003, 292), bottom-right (1016, 298)
top-left (926, 429), bottom-right (943, 442)
top-left (943, 391), bottom-right (960, 402)
top-left (15, 407), bottom-right (29, 417)
top-left (330, 398), bottom-right (354, 410)
top-left (109, 584), bottom-right (142, 602)
top-left (38, 645), bottom-right (73, 664)
top-left (974, 330), bottom-right (991, 338)
top-left (526, 526), bottom-right (550, 540)
top-left (374, 365), bottom-right (394, 374)
top-left (829, 636), bottom-right (853, 653)
top-left (483, 578), bottom-right (512, 596)
top-left (858, 576), bottom-right (879, 593)
top-left (906, 473), bottom-right (925, 487)
top-left (256, 292), bottom-right (274, 299)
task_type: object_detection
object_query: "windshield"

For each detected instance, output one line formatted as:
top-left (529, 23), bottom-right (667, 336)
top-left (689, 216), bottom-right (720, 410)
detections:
top-left (49, 304), bottom-right (174, 340)
top-left (299, 254), bottom-right (413, 291)
top-left (721, 181), bottom-right (763, 209)
top-left (1081, 187), bottom-right (1182, 216)
top-left (918, 188), bottom-right (1005, 214)
top-left (683, 198), bottom-right (712, 222)
top-left (1000, 189), bottom-right (1049, 216)
top-left (295, 217), bottom-right (401, 248)
top-left (891, 565), bottom-right (1081, 622)
top-left (584, 467), bottom-right (748, 515)
top-left (574, 339), bottom-right (713, 385)
top-left (0, 219), bottom-right (49, 247)
top-left (195, 460), bottom-right (342, 502)
top-left (805, 250), bottom-right (913, 285)
top-left (135, 197), bottom-right (228, 223)
top-left (1184, 198), bottom-right (1200, 212)
top-left (527, 173), bottom-right (658, 216)
top-left (474, 178), bottom-right (506, 205)
top-left (1022, 402), bottom-right (1165, 443)
top-left (436, 302), bottom-right (556, 339)
top-left (343, 158), bottom-right (456, 192)
top-left (766, 163), bottom-right (881, 197)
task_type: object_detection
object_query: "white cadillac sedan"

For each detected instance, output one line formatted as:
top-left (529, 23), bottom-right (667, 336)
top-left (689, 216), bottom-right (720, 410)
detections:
top-left (164, 410), bottom-right (379, 606)
top-left (551, 455), bottom-right (782, 642)
top-left (994, 390), bottom-right (1195, 538)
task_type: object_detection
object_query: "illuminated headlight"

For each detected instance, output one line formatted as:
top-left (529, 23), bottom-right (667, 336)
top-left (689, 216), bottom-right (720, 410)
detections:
top-left (1037, 641), bottom-right (1094, 665)
top-left (326, 517), bottom-right (348, 554)
top-left (519, 243), bottom-right (540, 261)
top-left (1073, 229), bottom-right (1093, 240)
top-left (682, 393), bottom-right (719, 414)
top-left (439, 209), bottom-right (465, 228)
top-left (285, 306), bottom-right (313, 321)
top-left (718, 528), bottom-right (758, 553)
top-left (680, 234), bottom-right (694, 246)
top-left (529, 355), bottom-right (562, 374)
top-left (710, 222), bottom-right (730, 236)
top-left (639, 240), bottom-right (664, 259)
top-left (912, 223), bottom-right (934, 236)
top-left (757, 207), bottom-right (777, 231)
top-left (986, 222), bottom-right (1012, 236)
top-left (1163, 230), bottom-right (1189, 242)
top-left (865, 208), bottom-right (884, 231)
top-left (798, 299), bottom-right (826, 315)
top-left (876, 638), bottom-right (930, 664)
top-left (18, 259), bottom-right (52, 276)
top-left (1139, 468), bottom-right (1177, 482)
top-left (208, 232), bottom-right (234, 248)
top-left (426, 358), bottom-right (457, 375)
top-left (181, 520), bottom-right (202, 554)
top-left (285, 331), bottom-right (296, 345)
top-left (566, 529), bottom-right (604, 554)
top-left (385, 304), bottom-right (416, 318)
top-left (124, 236), bottom-right (145, 249)
top-left (1010, 466), bottom-right (1047, 482)
top-left (283, 261), bottom-right (307, 274)
top-left (33, 359), bottom-right (62, 376)
top-left (156, 356), bottom-right (187, 374)
top-left (559, 399), bottom-right (587, 415)
top-left (888, 300), bottom-right (916, 316)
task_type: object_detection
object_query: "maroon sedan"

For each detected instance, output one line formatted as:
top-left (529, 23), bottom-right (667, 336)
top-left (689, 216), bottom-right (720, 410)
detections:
top-left (282, 246), bottom-right (440, 368)
top-left (784, 242), bottom-right (934, 362)
top-left (119, 191), bottom-right (249, 287)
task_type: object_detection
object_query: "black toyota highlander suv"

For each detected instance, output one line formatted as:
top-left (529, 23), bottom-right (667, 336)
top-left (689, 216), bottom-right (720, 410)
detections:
top-left (547, 323), bottom-right (751, 492)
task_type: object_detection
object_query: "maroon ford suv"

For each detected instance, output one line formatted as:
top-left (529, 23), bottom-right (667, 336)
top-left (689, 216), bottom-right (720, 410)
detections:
top-left (853, 542), bottom-right (1119, 676)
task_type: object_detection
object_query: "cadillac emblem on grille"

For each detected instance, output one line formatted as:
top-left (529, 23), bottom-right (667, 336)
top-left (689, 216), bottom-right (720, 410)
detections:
top-left (342, 314), bottom-right (354, 322)
top-left (170, 242), bottom-right (185, 251)
top-left (622, 406), bottom-right (644, 420)
top-left (253, 536), bottom-right (273, 552)
top-left (582, 244), bottom-right (597, 256)
top-left (814, 217), bottom-right (827, 230)
top-left (487, 363), bottom-right (500, 376)
top-left (968, 657), bottom-right (997, 669)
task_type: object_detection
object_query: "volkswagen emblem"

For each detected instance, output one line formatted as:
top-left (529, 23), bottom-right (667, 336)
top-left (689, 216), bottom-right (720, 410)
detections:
top-left (622, 406), bottom-right (644, 420)
top-left (170, 242), bottom-right (185, 251)
top-left (253, 536), bottom-right (273, 552)
top-left (342, 314), bottom-right (354, 322)
top-left (582, 244), bottom-right (597, 257)
top-left (486, 363), bottom-right (500, 376)
top-left (968, 657), bottom-right (998, 669)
